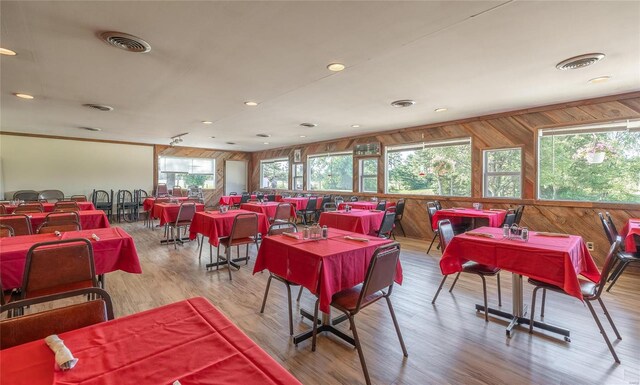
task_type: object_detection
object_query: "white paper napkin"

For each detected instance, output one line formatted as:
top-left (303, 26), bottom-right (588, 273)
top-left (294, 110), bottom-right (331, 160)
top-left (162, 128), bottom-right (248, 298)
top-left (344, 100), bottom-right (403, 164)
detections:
top-left (45, 334), bottom-right (78, 371)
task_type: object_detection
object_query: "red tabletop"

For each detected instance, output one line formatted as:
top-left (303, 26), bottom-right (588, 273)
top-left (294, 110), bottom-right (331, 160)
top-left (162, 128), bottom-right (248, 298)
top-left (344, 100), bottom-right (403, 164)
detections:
top-left (240, 202), bottom-right (296, 219)
top-left (282, 197), bottom-right (323, 211)
top-left (28, 209), bottom-right (110, 231)
top-left (0, 297), bottom-right (302, 385)
top-left (620, 218), bottom-right (640, 252)
top-left (337, 201), bottom-right (396, 211)
top-left (4, 201), bottom-right (96, 214)
top-left (219, 194), bottom-right (283, 206)
top-left (318, 209), bottom-right (385, 236)
top-left (153, 202), bottom-right (205, 225)
top-left (189, 209), bottom-right (270, 247)
top-left (0, 227), bottom-right (142, 289)
top-left (431, 208), bottom-right (507, 230)
top-left (142, 196), bottom-right (190, 212)
top-left (254, 229), bottom-right (400, 313)
top-left (439, 226), bottom-right (600, 301)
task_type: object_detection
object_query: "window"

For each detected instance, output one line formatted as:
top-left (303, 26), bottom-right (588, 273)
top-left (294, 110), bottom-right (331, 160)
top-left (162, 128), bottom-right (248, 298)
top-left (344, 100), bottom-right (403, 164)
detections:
top-left (386, 138), bottom-right (471, 196)
top-left (360, 158), bottom-right (378, 193)
top-left (260, 158), bottom-right (289, 189)
top-left (158, 156), bottom-right (215, 188)
top-left (483, 148), bottom-right (522, 198)
top-left (293, 163), bottom-right (304, 190)
top-left (538, 119), bottom-right (640, 203)
top-left (308, 152), bottom-right (353, 191)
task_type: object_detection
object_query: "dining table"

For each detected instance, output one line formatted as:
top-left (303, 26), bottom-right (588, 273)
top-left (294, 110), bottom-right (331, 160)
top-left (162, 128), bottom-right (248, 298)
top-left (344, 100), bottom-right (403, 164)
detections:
top-left (337, 201), bottom-right (395, 211)
top-left (254, 228), bottom-right (400, 345)
top-left (0, 297), bottom-right (303, 385)
top-left (620, 218), bottom-right (640, 252)
top-left (28, 209), bottom-right (111, 231)
top-left (439, 226), bottom-right (600, 339)
top-left (318, 209), bottom-right (385, 235)
top-left (189, 209), bottom-right (269, 247)
top-left (431, 207), bottom-right (507, 229)
top-left (0, 227), bottom-right (142, 290)
top-left (3, 201), bottom-right (96, 213)
top-left (282, 196), bottom-right (323, 211)
top-left (219, 194), bottom-right (283, 206)
top-left (240, 202), bottom-right (296, 220)
top-left (152, 202), bottom-right (205, 226)
top-left (142, 196), bottom-right (190, 212)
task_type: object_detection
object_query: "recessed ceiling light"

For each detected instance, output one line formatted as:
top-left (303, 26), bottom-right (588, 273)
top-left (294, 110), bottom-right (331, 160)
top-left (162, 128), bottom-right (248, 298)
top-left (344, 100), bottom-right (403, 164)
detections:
top-left (588, 76), bottom-right (611, 84)
top-left (327, 63), bottom-right (345, 72)
top-left (556, 53), bottom-right (605, 70)
top-left (300, 135), bottom-right (307, 138)
top-left (202, 121), bottom-right (213, 124)
top-left (0, 48), bottom-right (17, 56)
top-left (256, 134), bottom-right (271, 138)
top-left (79, 126), bottom-right (102, 132)
top-left (434, 107), bottom-right (448, 112)
top-left (244, 101), bottom-right (259, 106)
top-left (263, 142), bottom-right (270, 145)
top-left (351, 124), bottom-right (360, 128)
top-left (391, 99), bottom-right (415, 108)
top-left (14, 93), bottom-right (34, 99)
top-left (300, 123), bottom-right (317, 128)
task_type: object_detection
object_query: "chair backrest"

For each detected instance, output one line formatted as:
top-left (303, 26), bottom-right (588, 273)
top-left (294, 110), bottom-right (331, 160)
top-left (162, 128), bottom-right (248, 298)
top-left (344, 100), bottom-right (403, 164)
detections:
top-left (240, 193), bottom-right (251, 204)
top-left (0, 214), bottom-right (32, 236)
top-left (334, 196), bottom-right (344, 206)
top-left (634, 234), bottom-right (640, 253)
top-left (70, 195), bottom-right (87, 202)
top-left (0, 224), bottom-right (14, 238)
top-left (323, 202), bottom-right (337, 212)
top-left (266, 194), bottom-right (276, 202)
top-left (230, 213), bottom-right (259, 241)
top-left (376, 200), bottom-right (387, 211)
top-left (320, 196), bottom-right (331, 208)
top-left (604, 212), bottom-right (619, 238)
top-left (13, 190), bottom-right (40, 202)
top-left (426, 202), bottom-right (438, 222)
top-left (274, 203), bottom-right (292, 222)
top-left (54, 201), bottom-right (80, 212)
top-left (38, 189), bottom-right (65, 202)
top-left (305, 197), bottom-right (317, 211)
top-left (21, 238), bottom-right (97, 299)
top-left (91, 189), bottom-right (113, 207)
top-left (437, 219), bottom-right (455, 250)
top-left (117, 190), bottom-right (134, 204)
top-left (172, 186), bottom-right (183, 197)
top-left (355, 243), bottom-right (401, 313)
top-left (14, 202), bottom-right (44, 213)
top-left (377, 210), bottom-right (396, 238)
top-left (45, 211), bottom-right (81, 224)
top-left (593, 238), bottom-right (622, 299)
top-left (0, 205), bottom-right (6, 215)
top-left (229, 192), bottom-right (238, 196)
top-left (349, 196), bottom-right (358, 202)
top-left (37, 221), bottom-right (82, 234)
top-left (395, 199), bottom-right (405, 218)
top-left (514, 205), bottom-right (525, 224)
top-left (598, 212), bottom-right (616, 245)
top-left (175, 202), bottom-right (197, 224)
top-left (434, 200), bottom-right (442, 210)
top-left (156, 184), bottom-right (169, 197)
top-left (502, 211), bottom-right (517, 227)
top-left (0, 288), bottom-right (113, 350)
top-left (268, 221), bottom-right (297, 235)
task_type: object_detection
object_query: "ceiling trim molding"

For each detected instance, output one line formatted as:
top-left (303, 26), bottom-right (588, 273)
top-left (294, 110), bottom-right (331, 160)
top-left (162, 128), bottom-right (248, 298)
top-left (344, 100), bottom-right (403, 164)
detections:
top-left (0, 131), bottom-right (154, 147)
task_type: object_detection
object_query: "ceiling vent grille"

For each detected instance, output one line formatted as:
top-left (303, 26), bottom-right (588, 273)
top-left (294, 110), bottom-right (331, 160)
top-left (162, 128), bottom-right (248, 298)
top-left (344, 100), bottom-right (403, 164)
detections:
top-left (100, 31), bottom-right (151, 53)
top-left (79, 126), bottom-right (101, 132)
top-left (391, 99), bottom-right (416, 108)
top-left (83, 103), bottom-right (114, 112)
top-left (300, 123), bottom-right (317, 128)
top-left (556, 53), bottom-right (605, 70)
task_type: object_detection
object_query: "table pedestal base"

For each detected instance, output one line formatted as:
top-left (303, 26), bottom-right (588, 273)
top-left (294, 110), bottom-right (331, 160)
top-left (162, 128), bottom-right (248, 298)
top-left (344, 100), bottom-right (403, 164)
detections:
top-left (205, 256), bottom-right (248, 270)
top-left (294, 308), bottom-right (354, 346)
top-left (475, 304), bottom-right (571, 341)
top-left (160, 236), bottom-right (190, 245)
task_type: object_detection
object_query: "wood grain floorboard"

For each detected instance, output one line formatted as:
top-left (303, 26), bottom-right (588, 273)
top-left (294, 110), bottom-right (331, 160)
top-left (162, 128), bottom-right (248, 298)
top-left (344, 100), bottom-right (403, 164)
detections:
top-left (44, 222), bottom-right (640, 384)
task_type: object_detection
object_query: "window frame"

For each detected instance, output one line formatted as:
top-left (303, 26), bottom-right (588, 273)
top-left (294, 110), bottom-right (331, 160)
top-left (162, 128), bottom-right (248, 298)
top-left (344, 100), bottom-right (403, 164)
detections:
top-left (307, 151), bottom-right (354, 192)
top-left (292, 163), bottom-right (304, 191)
top-left (260, 157), bottom-right (290, 190)
top-left (482, 146), bottom-right (523, 199)
top-left (359, 158), bottom-right (378, 193)
top-left (158, 156), bottom-right (216, 188)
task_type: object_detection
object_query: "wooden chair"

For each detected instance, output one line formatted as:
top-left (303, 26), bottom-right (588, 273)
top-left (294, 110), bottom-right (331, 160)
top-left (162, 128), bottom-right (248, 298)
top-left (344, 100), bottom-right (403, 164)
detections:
top-left (209, 213), bottom-right (259, 280)
top-left (46, 211), bottom-right (80, 225)
top-left (431, 219), bottom-right (502, 321)
top-left (14, 202), bottom-right (44, 214)
top-left (37, 221), bottom-right (81, 234)
top-left (260, 222), bottom-right (301, 335)
top-left (311, 243), bottom-right (407, 385)
top-left (0, 224), bottom-right (14, 238)
top-left (376, 210), bottom-right (396, 239)
top-left (166, 202), bottom-right (197, 249)
top-left (528, 239), bottom-right (623, 363)
top-left (0, 214), bottom-right (32, 236)
top-left (270, 203), bottom-right (292, 224)
top-left (0, 288), bottom-right (113, 350)
top-left (70, 195), bottom-right (87, 202)
top-left (54, 201), bottom-right (80, 212)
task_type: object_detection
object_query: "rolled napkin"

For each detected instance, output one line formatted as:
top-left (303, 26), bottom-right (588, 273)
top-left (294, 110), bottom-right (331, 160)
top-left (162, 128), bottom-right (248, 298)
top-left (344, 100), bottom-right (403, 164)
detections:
top-left (464, 232), bottom-right (495, 238)
top-left (91, 233), bottom-right (100, 241)
top-left (45, 334), bottom-right (78, 371)
top-left (535, 232), bottom-right (570, 238)
top-left (344, 235), bottom-right (369, 242)
top-left (282, 232), bottom-right (299, 239)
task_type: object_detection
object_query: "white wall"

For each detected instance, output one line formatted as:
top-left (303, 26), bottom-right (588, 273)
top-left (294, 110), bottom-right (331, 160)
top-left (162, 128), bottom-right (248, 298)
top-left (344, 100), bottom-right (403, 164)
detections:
top-left (0, 135), bottom-right (154, 198)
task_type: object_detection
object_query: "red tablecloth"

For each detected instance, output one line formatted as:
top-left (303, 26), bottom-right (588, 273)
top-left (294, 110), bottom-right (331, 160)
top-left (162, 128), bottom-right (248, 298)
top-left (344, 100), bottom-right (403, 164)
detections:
top-left (153, 202), bottom-right (205, 225)
top-left (0, 297), bottom-right (302, 385)
top-left (282, 197), bottom-right (323, 211)
top-left (439, 226), bottom-right (600, 301)
top-left (4, 201), bottom-right (96, 214)
top-left (142, 196), bottom-right (190, 212)
top-left (28, 209), bottom-right (110, 231)
top-left (620, 218), bottom-right (640, 252)
top-left (254, 230), bottom-right (400, 313)
top-left (0, 227), bottom-right (142, 289)
top-left (431, 208), bottom-right (507, 230)
top-left (318, 209), bottom-right (385, 235)
top-left (337, 201), bottom-right (395, 211)
top-left (189, 209), bottom-right (270, 247)
top-left (240, 202), bottom-right (296, 219)
top-left (219, 195), bottom-right (283, 206)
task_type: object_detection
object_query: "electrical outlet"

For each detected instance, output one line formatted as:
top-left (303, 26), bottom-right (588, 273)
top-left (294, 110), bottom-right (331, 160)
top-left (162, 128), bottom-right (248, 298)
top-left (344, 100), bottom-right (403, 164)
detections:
top-left (586, 242), bottom-right (594, 251)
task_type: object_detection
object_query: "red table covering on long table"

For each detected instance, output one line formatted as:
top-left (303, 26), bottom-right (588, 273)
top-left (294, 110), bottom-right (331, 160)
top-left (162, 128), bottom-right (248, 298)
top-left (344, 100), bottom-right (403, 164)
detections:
top-left (28, 209), bottom-right (110, 231)
top-left (254, 229), bottom-right (401, 313)
top-left (240, 202), bottom-right (296, 219)
top-left (219, 194), bottom-right (283, 206)
top-left (153, 202), bottom-right (205, 225)
top-left (0, 297), bottom-right (302, 385)
top-left (282, 197), bottom-right (323, 210)
top-left (0, 227), bottom-right (142, 289)
top-left (621, 218), bottom-right (640, 252)
top-left (4, 201), bottom-right (95, 214)
top-left (439, 226), bottom-right (600, 301)
top-left (189, 209), bottom-right (270, 247)
top-left (142, 196), bottom-right (190, 212)
top-left (337, 201), bottom-right (396, 211)
top-left (318, 209), bottom-right (385, 235)
top-left (431, 208), bottom-right (507, 230)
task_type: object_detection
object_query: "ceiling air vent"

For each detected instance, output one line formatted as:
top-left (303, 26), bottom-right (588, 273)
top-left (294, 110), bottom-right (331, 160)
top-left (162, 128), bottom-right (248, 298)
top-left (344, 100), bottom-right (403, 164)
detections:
top-left (556, 53), bottom-right (605, 70)
top-left (391, 99), bottom-right (416, 108)
top-left (100, 31), bottom-right (151, 53)
top-left (226, 142), bottom-right (236, 145)
top-left (300, 123), bottom-right (317, 128)
top-left (83, 103), bottom-right (114, 112)
top-left (256, 134), bottom-right (271, 138)
top-left (79, 126), bottom-right (102, 132)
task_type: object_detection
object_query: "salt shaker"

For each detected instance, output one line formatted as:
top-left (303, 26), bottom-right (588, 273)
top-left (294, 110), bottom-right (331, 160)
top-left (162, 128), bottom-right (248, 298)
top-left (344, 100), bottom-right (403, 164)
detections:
top-left (303, 226), bottom-right (310, 240)
top-left (322, 225), bottom-right (328, 239)
top-left (502, 224), bottom-right (509, 238)
top-left (521, 227), bottom-right (529, 242)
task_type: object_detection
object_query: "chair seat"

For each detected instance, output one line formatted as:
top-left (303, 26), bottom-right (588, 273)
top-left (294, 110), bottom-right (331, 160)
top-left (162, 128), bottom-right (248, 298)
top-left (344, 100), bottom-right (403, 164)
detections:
top-left (220, 236), bottom-right (256, 247)
top-left (617, 251), bottom-right (640, 262)
top-left (527, 277), bottom-right (597, 298)
top-left (330, 284), bottom-right (384, 312)
top-left (461, 261), bottom-right (500, 275)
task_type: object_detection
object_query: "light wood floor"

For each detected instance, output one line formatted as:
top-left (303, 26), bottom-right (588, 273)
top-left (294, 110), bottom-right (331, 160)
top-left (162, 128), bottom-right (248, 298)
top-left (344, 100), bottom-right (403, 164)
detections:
top-left (101, 222), bottom-right (638, 385)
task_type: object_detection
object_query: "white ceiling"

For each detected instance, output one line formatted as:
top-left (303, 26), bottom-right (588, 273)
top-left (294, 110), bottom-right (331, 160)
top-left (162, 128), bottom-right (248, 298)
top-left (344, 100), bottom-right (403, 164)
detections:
top-left (1, 1), bottom-right (639, 151)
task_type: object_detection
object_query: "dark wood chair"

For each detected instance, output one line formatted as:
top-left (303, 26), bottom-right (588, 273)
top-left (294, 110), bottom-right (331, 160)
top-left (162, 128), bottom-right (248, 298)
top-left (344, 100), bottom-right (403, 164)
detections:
top-left (431, 219), bottom-right (501, 321)
top-left (208, 213), bottom-right (259, 280)
top-left (528, 239), bottom-right (623, 363)
top-left (311, 243), bottom-right (407, 385)
top-left (0, 214), bottom-right (32, 236)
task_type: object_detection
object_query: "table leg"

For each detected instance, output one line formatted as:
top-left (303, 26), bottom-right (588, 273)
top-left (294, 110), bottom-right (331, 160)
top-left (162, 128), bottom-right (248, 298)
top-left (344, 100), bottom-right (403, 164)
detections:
top-left (294, 307), bottom-right (354, 346)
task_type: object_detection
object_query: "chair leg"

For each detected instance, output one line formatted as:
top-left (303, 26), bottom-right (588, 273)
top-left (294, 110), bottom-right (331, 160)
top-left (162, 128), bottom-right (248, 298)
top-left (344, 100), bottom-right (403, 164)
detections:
top-left (350, 316), bottom-right (372, 385)
top-left (606, 257), bottom-right (624, 282)
top-left (541, 288), bottom-right (546, 318)
top-left (296, 286), bottom-right (304, 302)
top-left (397, 221), bottom-right (405, 237)
top-left (586, 300), bottom-right (620, 363)
top-left (529, 286), bottom-right (540, 333)
top-left (448, 272), bottom-right (461, 293)
top-left (427, 233), bottom-right (437, 254)
top-left (199, 236), bottom-right (205, 261)
top-left (597, 297), bottom-right (622, 340)
top-left (496, 273), bottom-right (502, 307)
top-left (311, 299), bottom-right (320, 351)
top-left (286, 283), bottom-right (294, 336)
top-left (386, 296), bottom-right (408, 357)
top-left (259, 275), bottom-right (273, 313)
top-left (431, 275), bottom-right (448, 304)
top-left (606, 261), bottom-right (629, 292)
top-left (226, 246), bottom-right (233, 280)
top-left (480, 275), bottom-right (489, 321)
